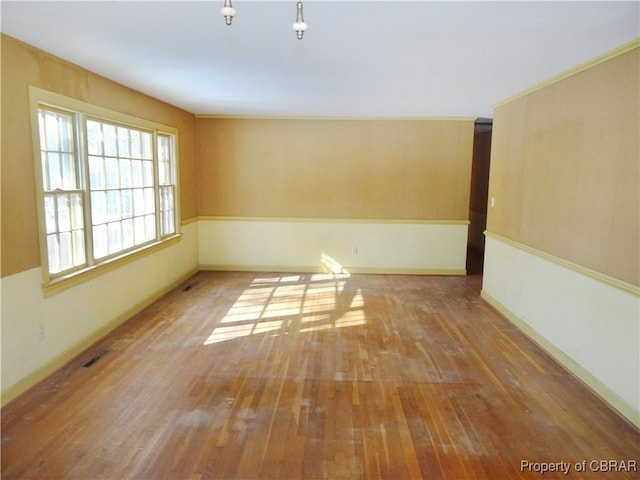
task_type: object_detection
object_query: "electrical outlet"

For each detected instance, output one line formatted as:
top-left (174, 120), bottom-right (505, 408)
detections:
top-left (352, 246), bottom-right (358, 256)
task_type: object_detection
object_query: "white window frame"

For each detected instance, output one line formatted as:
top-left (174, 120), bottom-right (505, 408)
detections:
top-left (30, 87), bottom-right (181, 294)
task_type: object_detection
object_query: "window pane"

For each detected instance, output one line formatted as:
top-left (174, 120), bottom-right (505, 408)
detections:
top-left (107, 190), bottom-right (121, 222)
top-left (141, 132), bottom-right (153, 160)
top-left (91, 191), bottom-right (107, 225)
top-left (87, 120), bottom-right (103, 155)
top-left (133, 188), bottom-right (145, 216)
top-left (40, 153), bottom-right (50, 191)
top-left (157, 136), bottom-right (166, 162)
top-left (162, 211), bottom-right (175, 236)
top-left (144, 188), bottom-right (155, 214)
top-left (108, 222), bottom-right (123, 253)
top-left (167, 186), bottom-right (174, 206)
top-left (45, 111), bottom-right (59, 151)
top-left (134, 216), bottom-right (145, 245)
top-left (93, 224), bottom-right (108, 259)
top-left (44, 195), bottom-right (57, 234)
top-left (162, 212), bottom-right (169, 235)
top-left (105, 157), bottom-right (119, 189)
top-left (143, 161), bottom-right (154, 187)
top-left (73, 229), bottom-right (86, 265)
top-left (70, 193), bottom-right (84, 229)
top-left (159, 186), bottom-right (166, 212)
top-left (120, 159), bottom-right (132, 188)
top-left (132, 160), bottom-right (143, 188)
top-left (158, 161), bottom-right (166, 185)
top-left (103, 124), bottom-right (117, 156)
top-left (48, 153), bottom-right (61, 190)
top-left (58, 115), bottom-right (72, 152)
top-left (89, 156), bottom-right (105, 189)
top-left (121, 189), bottom-right (133, 218)
top-left (47, 234), bottom-right (61, 273)
top-left (122, 219), bottom-right (134, 249)
top-left (57, 195), bottom-right (71, 232)
top-left (61, 153), bottom-right (76, 189)
top-left (59, 231), bottom-right (72, 271)
top-left (159, 186), bottom-right (175, 236)
top-left (117, 127), bottom-right (130, 158)
top-left (165, 161), bottom-right (172, 185)
top-left (145, 214), bottom-right (156, 241)
top-left (130, 130), bottom-right (142, 158)
top-left (165, 186), bottom-right (174, 208)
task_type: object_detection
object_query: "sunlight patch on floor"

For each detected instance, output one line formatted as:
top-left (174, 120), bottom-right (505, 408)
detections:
top-left (204, 267), bottom-right (366, 345)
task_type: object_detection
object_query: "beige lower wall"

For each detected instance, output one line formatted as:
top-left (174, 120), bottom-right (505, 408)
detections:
top-left (198, 217), bottom-right (468, 274)
top-left (1, 222), bottom-right (199, 405)
top-left (482, 234), bottom-right (639, 427)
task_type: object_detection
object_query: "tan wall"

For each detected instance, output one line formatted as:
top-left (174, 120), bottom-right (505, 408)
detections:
top-left (196, 118), bottom-right (475, 220)
top-left (487, 46), bottom-right (640, 286)
top-left (0, 34), bottom-right (198, 278)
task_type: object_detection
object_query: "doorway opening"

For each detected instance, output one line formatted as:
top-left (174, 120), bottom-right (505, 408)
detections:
top-left (466, 118), bottom-right (492, 275)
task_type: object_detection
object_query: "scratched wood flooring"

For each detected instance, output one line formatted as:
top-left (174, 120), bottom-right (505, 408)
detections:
top-left (2, 271), bottom-right (639, 479)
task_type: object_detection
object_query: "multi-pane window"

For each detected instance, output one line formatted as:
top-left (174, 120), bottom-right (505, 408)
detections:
top-left (35, 101), bottom-right (178, 280)
top-left (86, 120), bottom-right (158, 259)
top-left (157, 134), bottom-right (176, 237)
top-left (38, 109), bottom-right (86, 274)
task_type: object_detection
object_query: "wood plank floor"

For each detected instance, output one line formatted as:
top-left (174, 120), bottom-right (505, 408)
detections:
top-left (2, 271), bottom-right (639, 479)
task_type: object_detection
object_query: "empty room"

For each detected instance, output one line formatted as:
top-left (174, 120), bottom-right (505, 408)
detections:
top-left (1, 1), bottom-right (639, 478)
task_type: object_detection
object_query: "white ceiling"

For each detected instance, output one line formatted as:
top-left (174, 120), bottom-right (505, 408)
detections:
top-left (2, 1), bottom-right (638, 118)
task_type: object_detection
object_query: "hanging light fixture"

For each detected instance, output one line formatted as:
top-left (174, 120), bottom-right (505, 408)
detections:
top-left (220, 0), bottom-right (309, 39)
top-left (292, 1), bottom-right (308, 40)
top-left (220, 0), bottom-right (236, 25)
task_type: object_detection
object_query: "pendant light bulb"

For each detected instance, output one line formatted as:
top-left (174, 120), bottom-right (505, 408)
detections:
top-left (221, 0), bottom-right (236, 25)
top-left (292, 1), bottom-right (308, 40)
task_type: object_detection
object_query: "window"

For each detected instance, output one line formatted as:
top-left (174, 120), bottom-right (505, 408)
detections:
top-left (38, 108), bottom-right (86, 274)
top-left (32, 89), bottom-right (179, 283)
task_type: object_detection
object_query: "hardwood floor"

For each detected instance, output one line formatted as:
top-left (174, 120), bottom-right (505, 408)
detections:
top-left (2, 271), bottom-right (639, 479)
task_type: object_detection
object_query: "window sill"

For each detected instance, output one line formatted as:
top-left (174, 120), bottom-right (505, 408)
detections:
top-left (42, 234), bottom-right (182, 298)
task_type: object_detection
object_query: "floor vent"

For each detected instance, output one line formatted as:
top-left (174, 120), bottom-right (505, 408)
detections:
top-left (83, 350), bottom-right (109, 368)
